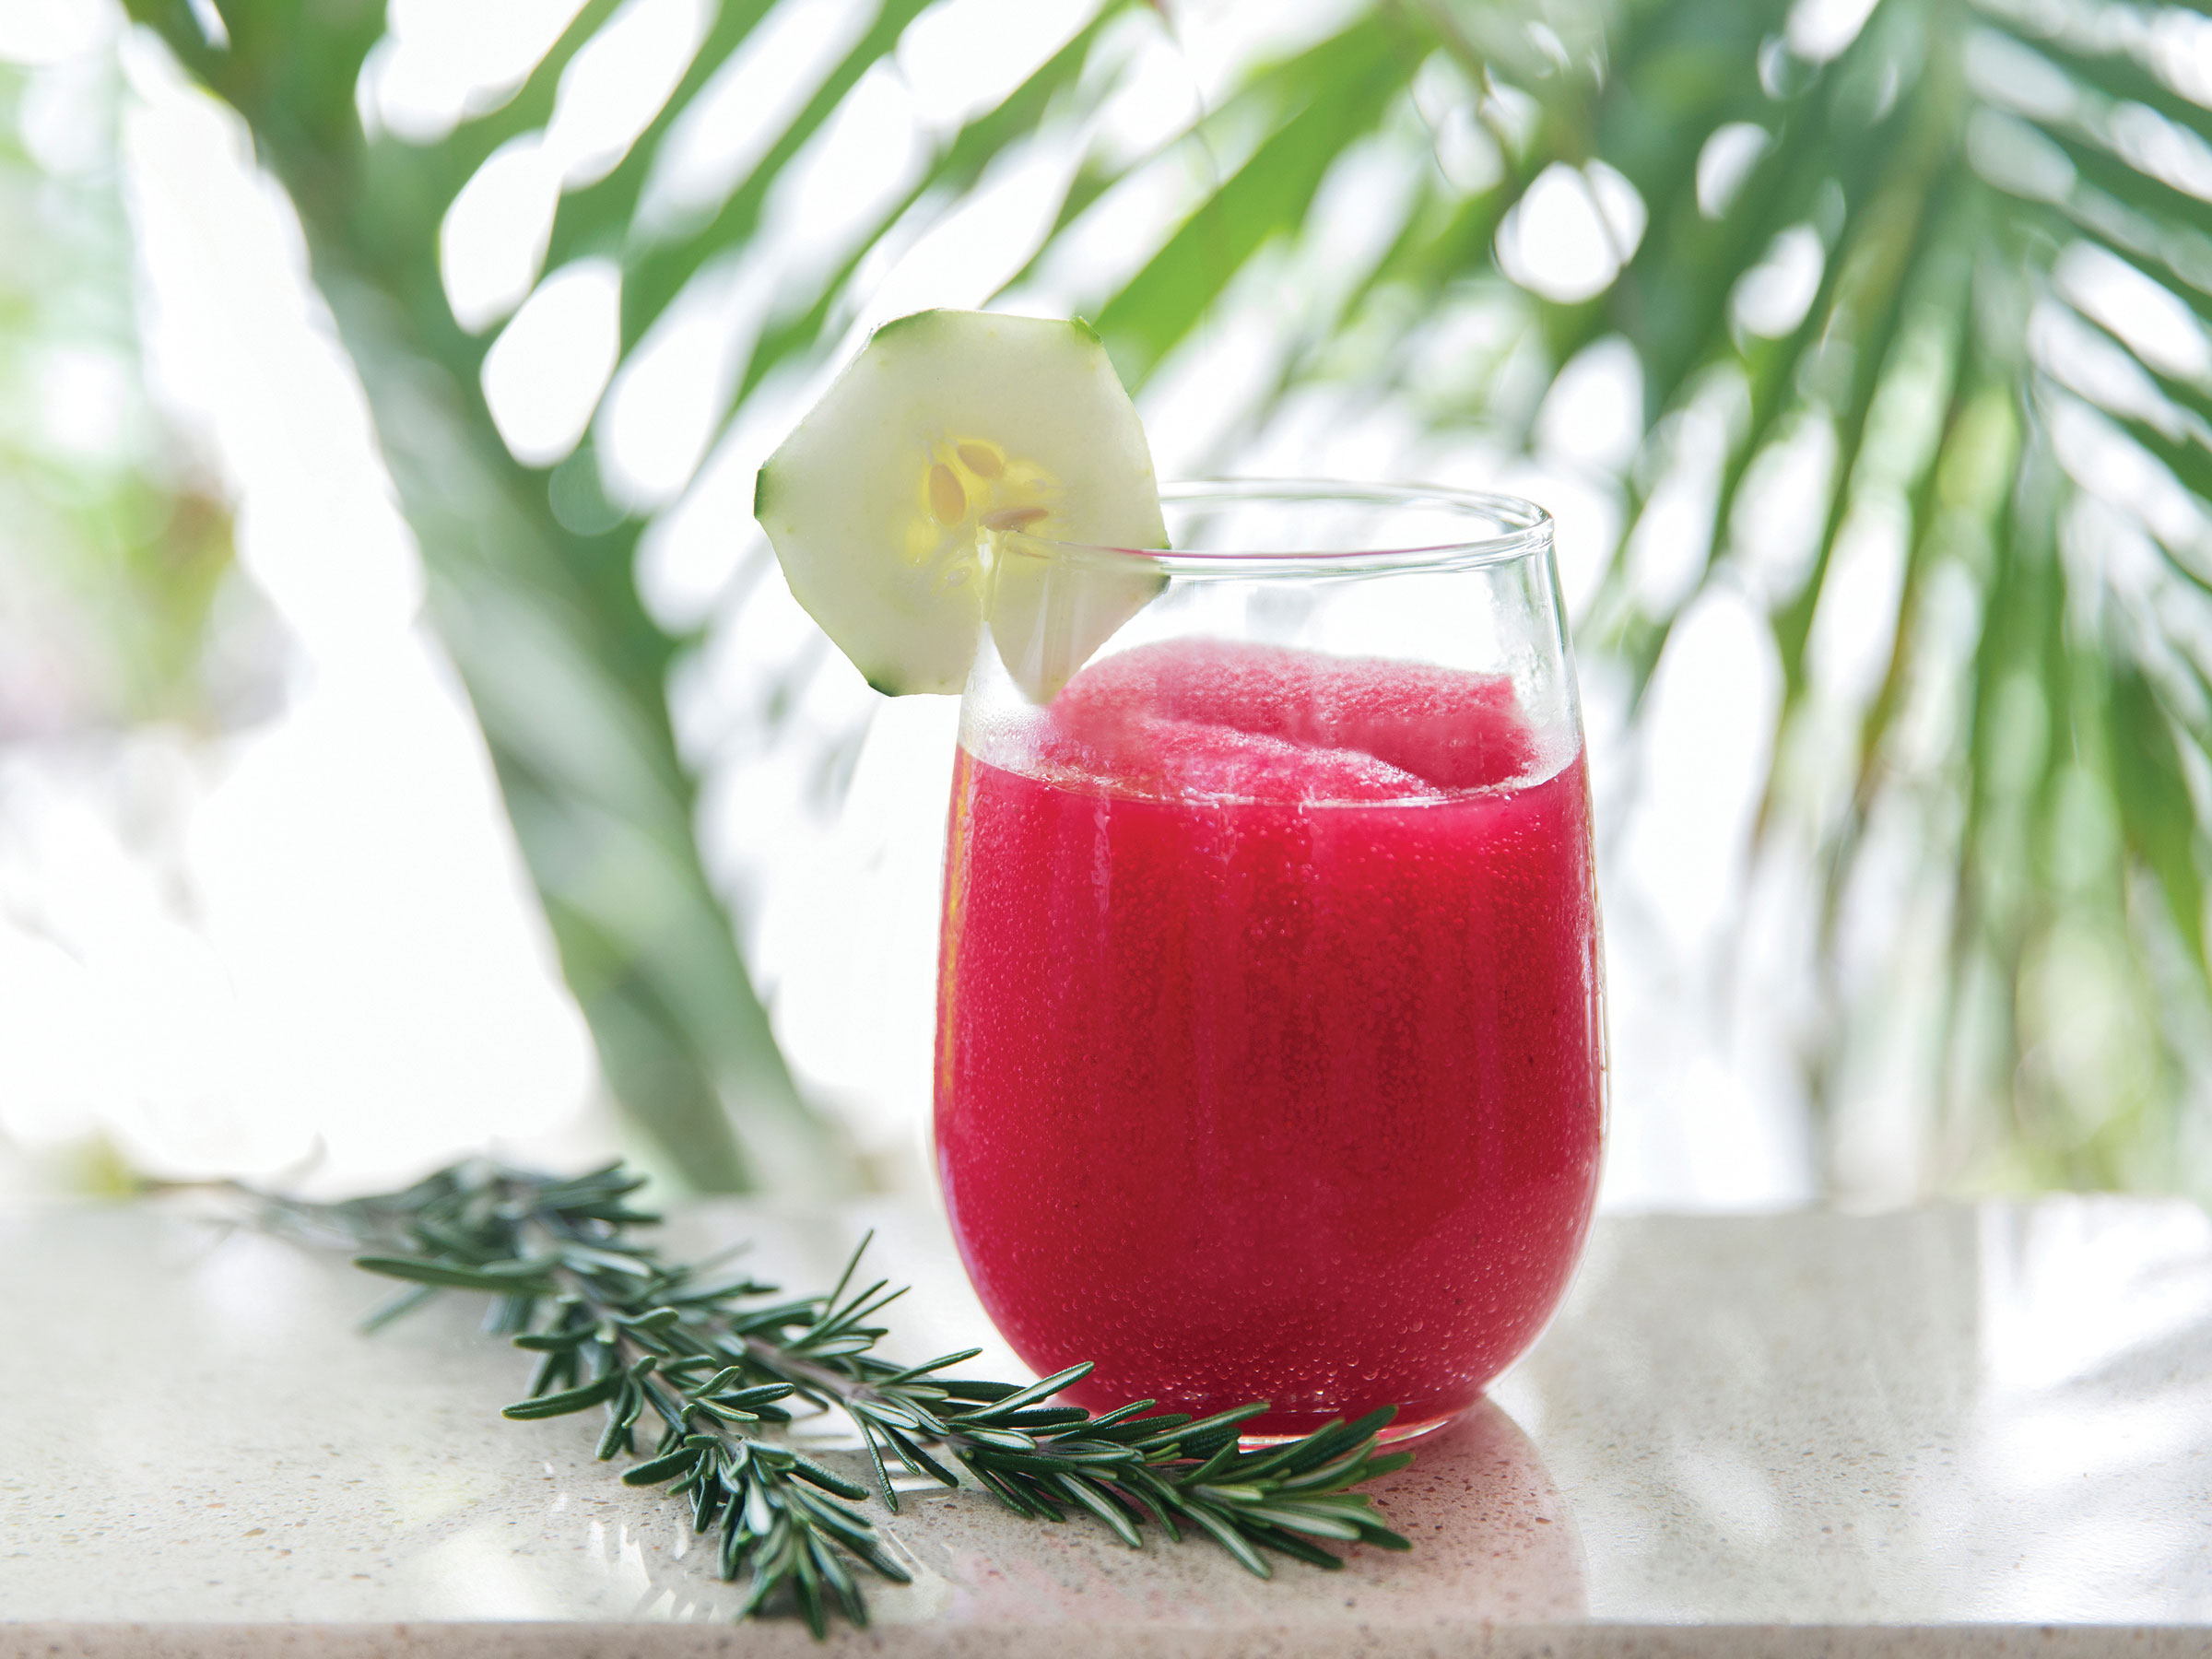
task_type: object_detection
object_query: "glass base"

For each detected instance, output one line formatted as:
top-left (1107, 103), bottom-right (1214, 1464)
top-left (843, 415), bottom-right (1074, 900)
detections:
top-left (1238, 1404), bottom-right (1468, 1451)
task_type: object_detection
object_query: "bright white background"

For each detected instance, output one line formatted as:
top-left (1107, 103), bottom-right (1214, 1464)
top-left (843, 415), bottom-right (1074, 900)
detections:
top-left (0, 0), bottom-right (1830, 1209)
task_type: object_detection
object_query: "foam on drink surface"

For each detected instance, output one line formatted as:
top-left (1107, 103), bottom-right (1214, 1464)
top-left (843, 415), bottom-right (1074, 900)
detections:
top-left (984, 639), bottom-right (1552, 804)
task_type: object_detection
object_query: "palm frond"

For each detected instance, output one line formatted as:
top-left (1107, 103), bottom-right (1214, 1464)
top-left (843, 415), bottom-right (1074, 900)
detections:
top-left (120, 0), bottom-right (1150, 1191)
top-left (1015, 0), bottom-right (2212, 1194)
top-left (125, 0), bottom-right (2212, 1199)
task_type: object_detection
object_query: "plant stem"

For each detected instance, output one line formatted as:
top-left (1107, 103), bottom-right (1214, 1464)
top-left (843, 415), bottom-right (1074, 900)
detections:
top-left (243, 1158), bottom-right (1415, 1636)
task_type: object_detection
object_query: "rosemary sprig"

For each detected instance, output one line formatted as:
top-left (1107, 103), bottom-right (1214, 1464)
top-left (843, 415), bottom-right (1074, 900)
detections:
top-left (248, 1158), bottom-right (1414, 1635)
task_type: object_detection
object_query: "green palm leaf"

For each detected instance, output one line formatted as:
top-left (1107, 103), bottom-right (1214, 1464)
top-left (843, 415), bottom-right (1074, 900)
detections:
top-left (126, 0), bottom-right (2212, 1198)
top-left (119, 0), bottom-right (1143, 1192)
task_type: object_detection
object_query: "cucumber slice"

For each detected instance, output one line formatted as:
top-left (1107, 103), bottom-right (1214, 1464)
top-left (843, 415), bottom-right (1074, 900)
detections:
top-left (754, 311), bottom-right (1167, 699)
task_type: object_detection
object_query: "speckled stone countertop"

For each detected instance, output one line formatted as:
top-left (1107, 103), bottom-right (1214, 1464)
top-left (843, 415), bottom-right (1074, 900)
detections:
top-left (4, 1194), bottom-right (2208, 1656)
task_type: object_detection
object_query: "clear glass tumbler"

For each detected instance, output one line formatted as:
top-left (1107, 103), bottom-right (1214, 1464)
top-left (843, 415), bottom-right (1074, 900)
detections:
top-left (934, 481), bottom-right (1604, 1442)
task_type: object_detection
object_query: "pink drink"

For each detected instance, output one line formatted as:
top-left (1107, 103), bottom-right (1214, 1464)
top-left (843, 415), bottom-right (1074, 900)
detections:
top-left (935, 639), bottom-right (1603, 1438)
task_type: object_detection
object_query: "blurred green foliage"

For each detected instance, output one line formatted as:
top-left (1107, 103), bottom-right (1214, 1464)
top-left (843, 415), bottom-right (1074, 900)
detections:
top-left (0, 57), bottom-right (234, 739)
top-left (115, 0), bottom-right (2212, 1199)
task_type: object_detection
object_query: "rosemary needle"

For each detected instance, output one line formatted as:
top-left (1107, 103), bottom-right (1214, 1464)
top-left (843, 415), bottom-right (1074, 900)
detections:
top-left (249, 1157), bottom-right (1414, 1637)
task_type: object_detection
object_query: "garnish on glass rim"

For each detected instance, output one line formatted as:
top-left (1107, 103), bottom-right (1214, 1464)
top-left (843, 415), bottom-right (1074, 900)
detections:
top-left (754, 308), bottom-right (1169, 701)
top-left (243, 1159), bottom-right (1414, 1637)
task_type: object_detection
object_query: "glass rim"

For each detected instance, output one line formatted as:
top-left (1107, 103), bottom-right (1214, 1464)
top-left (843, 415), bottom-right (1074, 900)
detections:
top-left (995, 478), bottom-right (1555, 577)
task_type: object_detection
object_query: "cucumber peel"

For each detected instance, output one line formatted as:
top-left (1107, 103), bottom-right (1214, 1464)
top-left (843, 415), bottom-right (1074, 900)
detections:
top-left (754, 310), bottom-right (1167, 699)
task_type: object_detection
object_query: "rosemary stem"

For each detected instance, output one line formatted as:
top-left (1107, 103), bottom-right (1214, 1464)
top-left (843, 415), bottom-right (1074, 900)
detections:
top-left (245, 1157), bottom-right (1416, 1637)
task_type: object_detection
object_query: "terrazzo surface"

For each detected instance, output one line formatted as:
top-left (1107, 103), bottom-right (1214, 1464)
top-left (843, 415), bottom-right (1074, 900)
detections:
top-left (4, 1194), bottom-right (2208, 1655)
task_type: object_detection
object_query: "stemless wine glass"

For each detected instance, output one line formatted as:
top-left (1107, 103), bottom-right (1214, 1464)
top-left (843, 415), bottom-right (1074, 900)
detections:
top-left (934, 481), bottom-right (1604, 1443)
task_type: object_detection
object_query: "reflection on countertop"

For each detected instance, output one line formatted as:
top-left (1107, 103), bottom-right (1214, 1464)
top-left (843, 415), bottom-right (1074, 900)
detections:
top-left (1494, 1199), bottom-right (2212, 1624)
top-left (594, 1398), bottom-right (1583, 1629)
